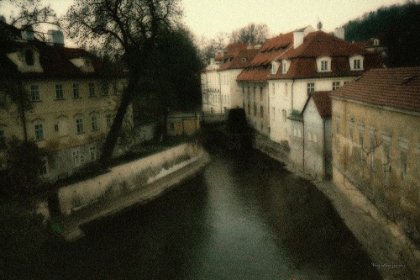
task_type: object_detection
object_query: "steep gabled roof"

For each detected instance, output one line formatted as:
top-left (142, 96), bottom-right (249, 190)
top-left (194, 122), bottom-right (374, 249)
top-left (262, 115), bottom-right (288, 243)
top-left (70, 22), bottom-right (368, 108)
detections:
top-left (0, 41), bottom-right (125, 79)
top-left (301, 91), bottom-right (332, 119)
top-left (219, 48), bottom-right (260, 70)
top-left (0, 21), bottom-right (125, 79)
top-left (330, 67), bottom-right (420, 113)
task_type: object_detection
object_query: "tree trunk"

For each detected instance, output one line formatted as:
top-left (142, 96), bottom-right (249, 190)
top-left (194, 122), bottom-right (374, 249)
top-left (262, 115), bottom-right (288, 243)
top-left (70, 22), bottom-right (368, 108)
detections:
top-left (18, 82), bottom-right (28, 142)
top-left (99, 89), bottom-right (133, 166)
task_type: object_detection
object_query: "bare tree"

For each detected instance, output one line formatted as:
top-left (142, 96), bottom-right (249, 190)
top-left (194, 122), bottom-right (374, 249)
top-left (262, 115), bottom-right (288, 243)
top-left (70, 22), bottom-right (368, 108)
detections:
top-left (4, 0), bottom-right (60, 40)
top-left (64, 0), bottom-right (183, 166)
top-left (229, 23), bottom-right (269, 43)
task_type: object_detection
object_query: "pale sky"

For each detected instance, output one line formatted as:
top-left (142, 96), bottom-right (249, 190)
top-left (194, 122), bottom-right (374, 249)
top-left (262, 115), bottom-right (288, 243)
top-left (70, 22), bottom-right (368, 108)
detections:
top-left (0, 0), bottom-right (408, 41)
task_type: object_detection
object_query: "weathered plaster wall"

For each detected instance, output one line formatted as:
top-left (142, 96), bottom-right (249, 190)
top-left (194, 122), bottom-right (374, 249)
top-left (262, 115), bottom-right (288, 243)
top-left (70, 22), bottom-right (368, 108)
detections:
top-left (57, 142), bottom-right (204, 216)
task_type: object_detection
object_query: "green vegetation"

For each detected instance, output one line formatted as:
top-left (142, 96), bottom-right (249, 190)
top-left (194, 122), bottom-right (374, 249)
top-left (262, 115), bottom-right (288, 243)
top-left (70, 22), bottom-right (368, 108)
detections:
top-left (344, 2), bottom-right (420, 67)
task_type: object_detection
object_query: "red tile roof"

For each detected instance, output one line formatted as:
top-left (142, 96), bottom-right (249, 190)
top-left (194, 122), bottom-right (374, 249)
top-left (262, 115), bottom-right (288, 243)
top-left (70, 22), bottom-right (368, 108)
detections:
top-left (1, 22), bottom-right (125, 79)
top-left (219, 48), bottom-right (260, 70)
top-left (237, 30), bottom-right (383, 82)
top-left (303, 91), bottom-right (332, 118)
top-left (330, 67), bottom-right (420, 113)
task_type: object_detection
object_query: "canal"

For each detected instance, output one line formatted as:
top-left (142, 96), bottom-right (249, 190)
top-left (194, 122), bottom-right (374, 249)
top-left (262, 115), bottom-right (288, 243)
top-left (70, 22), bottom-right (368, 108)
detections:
top-left (37, 148), bottom-right (380, 279)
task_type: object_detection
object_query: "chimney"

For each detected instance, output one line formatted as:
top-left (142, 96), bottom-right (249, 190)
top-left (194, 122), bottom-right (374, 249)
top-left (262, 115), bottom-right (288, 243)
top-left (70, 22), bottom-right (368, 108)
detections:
top-left (21, 25), bottom-right (35, 41)
top-left (48, 30), bottom-right (64, 47)
top-left (293, 30), bottom-right (304, 49)
top-left (334, 27), bottom-right (345, 40)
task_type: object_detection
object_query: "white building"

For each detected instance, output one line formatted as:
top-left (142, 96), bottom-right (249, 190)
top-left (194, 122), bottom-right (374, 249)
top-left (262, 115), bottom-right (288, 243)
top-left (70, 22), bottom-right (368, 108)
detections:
top-left (201, 43), bottom-right (260, 115)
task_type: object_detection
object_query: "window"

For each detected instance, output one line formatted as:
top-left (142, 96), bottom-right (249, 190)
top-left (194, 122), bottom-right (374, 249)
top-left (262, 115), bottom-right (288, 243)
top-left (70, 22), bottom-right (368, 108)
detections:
top-left (106, 115), bottom-right (113, 128)
top-left (25, 49), bottom-right (34, 65)
top-left (101, 82), bottom-right (109, 96)
top-left (260, 87), bottom-right (263, 101)
top-left (89, 83), bottom-right (96, 97)
top-left (30, 85), bottom-right (40, 101)
top-left (73, 150), bottom-right (80, 166)
top-left (76, 118), bottom-right (84, 134)
top-left (55, 84), bottom-right (64, 100)
top-left (321, 61), bottom-right (329, 71)
top-left (90, 146), bottom-right (97, 161)
top-left (282, 110), bottom-right (286, 122)
top-left (282, 60), bottom-right (290, 74)
top-left (260, 106), bottom-right (264, 118)
top-left (282, 62), bottom-right (287, 74)
top-left (332, 81), bottom-right (341, 90)
top-left (307, 83), bottom-right (315, 95)
top-left (317, 56), bottom-right (331, 72)
top-left (91, 116), bottom-right (99, 131)
top-left (271, 61), bottom-right (279, 75)
top-left (350, 55), bottom-right (364, 71)
top-left (0, 129), bottom-right (6, 149)
top-left (335, 116), bottom-right (340, 134)
top-left (34, 124), bottom-right (44, 141)
top-left (73, 83), bottom-right (80, 98)
top-left (353, 59), bottom-right (361, 70)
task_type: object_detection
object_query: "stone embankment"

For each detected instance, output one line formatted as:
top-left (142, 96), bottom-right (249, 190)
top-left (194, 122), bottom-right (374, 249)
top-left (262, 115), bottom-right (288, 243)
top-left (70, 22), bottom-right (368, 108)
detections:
top-left (255, 136), bottom-right (420, 280)
top-left (48, 141), bottom-right (209, 241)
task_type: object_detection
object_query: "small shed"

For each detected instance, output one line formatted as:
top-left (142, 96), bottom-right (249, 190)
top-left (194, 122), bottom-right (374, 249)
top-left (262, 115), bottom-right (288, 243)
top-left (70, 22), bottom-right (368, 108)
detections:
top-left (167, 112), bottom-right (200, 136)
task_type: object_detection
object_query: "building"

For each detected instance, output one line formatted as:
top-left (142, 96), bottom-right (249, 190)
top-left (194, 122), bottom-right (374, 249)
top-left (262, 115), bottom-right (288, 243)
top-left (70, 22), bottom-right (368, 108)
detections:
top-left (167, 112), bottom-right (200, 137)
top-left (201, 43), bottom-right (260, 115)
top-left (237, 25), bottom-right (383, 140)
top-left (330, 67), bottom-right (420, 241)
top-left (0, 23), bottom-right (128, 182)
top-left (289, 91), bottom-right (332, 179)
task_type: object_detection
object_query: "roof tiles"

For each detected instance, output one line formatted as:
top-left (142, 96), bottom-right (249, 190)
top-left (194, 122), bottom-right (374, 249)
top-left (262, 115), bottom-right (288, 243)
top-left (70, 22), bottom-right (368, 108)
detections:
top-left (330, 67), bottom-right (420, 113)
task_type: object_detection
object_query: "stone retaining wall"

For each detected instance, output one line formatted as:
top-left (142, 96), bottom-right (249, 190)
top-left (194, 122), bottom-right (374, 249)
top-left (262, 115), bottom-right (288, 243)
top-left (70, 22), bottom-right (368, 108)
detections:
top-left (57, 141), bottom-right (204, 216)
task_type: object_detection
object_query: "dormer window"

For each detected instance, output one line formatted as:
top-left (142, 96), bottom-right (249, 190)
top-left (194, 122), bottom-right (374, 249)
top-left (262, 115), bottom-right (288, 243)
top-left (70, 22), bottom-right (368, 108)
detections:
top-left (317, 56), bottom-right (332, 72)
top-left (350, 55), bottom-right (364, 71)
top-left (25, 49), bottom-right (34, 65)
top-left (271, 61), bottom-right (280, 75)
top-left (282, 59), bottom-right (290, 74)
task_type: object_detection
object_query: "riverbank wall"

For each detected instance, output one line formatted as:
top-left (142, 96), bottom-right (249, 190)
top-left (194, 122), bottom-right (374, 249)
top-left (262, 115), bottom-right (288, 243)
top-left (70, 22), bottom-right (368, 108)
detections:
top-left (50, 141), bottom-right (209, 241)
top-left (254, 136), bottom-right (420, 279)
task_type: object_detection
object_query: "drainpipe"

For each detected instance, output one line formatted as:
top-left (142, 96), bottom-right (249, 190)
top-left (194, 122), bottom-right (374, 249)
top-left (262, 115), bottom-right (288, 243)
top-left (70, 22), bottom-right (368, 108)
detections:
top-left (323, 118), bottom-right (326, 179)
top-left (218, 71), bottom-right (222, 114)
top-left (302, 117), bottom-right (305, 171)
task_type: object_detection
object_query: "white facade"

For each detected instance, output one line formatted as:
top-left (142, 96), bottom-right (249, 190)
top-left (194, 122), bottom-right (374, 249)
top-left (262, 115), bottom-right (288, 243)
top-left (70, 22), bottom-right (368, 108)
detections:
top-left (302, 98), bottom-right (332, 179)
top-left (269, 77), bottom-right (353, 143)
top-left (201, 68), bottom-right (222, 114)
top-left (219, 69), bottom-right (243, 113)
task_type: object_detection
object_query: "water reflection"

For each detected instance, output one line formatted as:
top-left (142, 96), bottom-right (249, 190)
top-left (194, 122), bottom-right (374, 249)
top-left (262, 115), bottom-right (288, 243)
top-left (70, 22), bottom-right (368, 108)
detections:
top-left (40, 148), bottom-right (380, 280)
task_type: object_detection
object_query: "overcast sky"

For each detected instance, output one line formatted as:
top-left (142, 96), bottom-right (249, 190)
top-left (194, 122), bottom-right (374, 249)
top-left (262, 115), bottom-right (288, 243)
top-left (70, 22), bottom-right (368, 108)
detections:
top-left (0, 0), bottom-right (408, 40)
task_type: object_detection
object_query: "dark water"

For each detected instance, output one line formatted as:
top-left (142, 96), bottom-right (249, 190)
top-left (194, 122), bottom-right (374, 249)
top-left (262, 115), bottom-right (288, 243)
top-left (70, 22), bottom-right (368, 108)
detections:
top-left (36, 149), bottom-right (380, 279)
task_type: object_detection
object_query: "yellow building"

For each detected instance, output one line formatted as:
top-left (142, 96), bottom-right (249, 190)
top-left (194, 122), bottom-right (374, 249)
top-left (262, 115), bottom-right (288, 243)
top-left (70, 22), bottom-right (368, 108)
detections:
top-left (330, 67), bottom-right (420, 242)
top-left (0, 26), bottom-right (128, 181)
top-left (167, 112), bottom-right (200, 137)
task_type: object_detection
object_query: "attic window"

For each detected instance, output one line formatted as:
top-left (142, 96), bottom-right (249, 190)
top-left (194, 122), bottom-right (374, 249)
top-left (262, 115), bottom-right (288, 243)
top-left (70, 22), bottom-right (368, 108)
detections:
top-left (350, 55), bottom-right (364, 71)
top-left (25, 49), bottom-right (34, 66)
top-left (241, 58), bottom-right (247, 63)
top-left (317, 56), bottom-right (332, 72)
